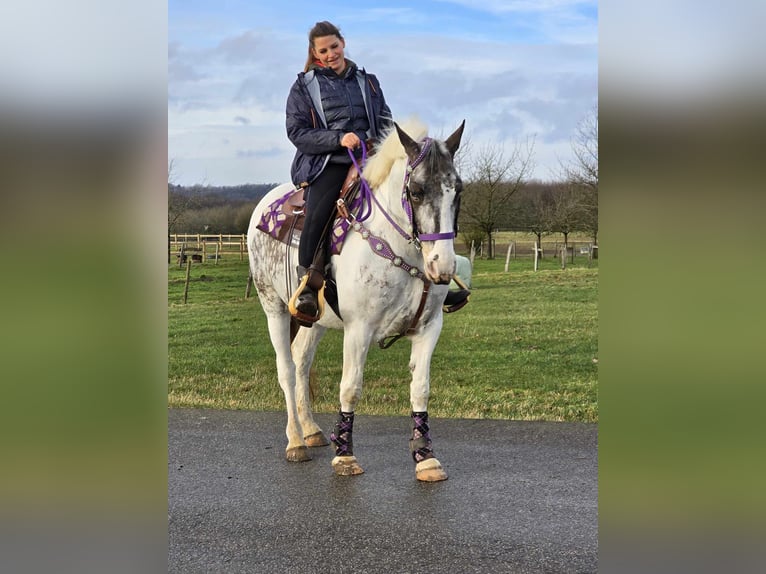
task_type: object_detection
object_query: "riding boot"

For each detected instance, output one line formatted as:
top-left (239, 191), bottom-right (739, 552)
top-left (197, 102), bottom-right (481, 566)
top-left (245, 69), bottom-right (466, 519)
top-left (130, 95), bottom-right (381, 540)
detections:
top-left (443, 288), bottom-right (470, 313)
top-left (295, 265), bottom-right (319, 317)
top-left (291, 265), bottom-right (325, 326)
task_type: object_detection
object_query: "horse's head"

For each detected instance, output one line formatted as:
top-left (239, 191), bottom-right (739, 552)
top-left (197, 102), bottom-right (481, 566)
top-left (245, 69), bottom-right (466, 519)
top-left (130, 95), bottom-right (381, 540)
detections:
top-left (395, 121), bottom-right (465, 285)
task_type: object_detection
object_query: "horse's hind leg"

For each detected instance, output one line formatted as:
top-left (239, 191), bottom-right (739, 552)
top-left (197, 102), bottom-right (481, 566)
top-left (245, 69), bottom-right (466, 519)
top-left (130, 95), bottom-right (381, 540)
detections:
top-left (265, 312), bottom-right (311, 462)
top-left (292, 324), bottom-right (330, 447)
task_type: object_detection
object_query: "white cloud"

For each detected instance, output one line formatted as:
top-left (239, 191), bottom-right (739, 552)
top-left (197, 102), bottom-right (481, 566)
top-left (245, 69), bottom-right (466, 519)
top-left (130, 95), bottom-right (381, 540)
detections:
top-left (168, 2), bottom-right (597, 186)
top-left (436, 0), bottom-right (595, 15)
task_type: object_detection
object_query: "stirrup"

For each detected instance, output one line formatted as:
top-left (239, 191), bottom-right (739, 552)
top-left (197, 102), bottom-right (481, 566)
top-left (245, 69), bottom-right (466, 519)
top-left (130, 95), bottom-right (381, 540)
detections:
top-left (288, 273), bottom-right (326, 327)
top-left (443, 289), bottom-right (470, 313)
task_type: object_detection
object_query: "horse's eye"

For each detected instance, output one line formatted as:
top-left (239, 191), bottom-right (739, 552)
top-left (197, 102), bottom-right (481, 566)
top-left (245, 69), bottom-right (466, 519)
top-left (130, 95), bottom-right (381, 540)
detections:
top-left (408, 183), bottom-right (424, 202)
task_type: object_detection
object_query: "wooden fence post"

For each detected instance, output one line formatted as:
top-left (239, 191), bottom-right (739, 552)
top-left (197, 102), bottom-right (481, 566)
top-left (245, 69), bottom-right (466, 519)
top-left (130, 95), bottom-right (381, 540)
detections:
top-left (183, 259), bottom-right (192, 304)
top-left (469, 241), bottom-right (476, 267)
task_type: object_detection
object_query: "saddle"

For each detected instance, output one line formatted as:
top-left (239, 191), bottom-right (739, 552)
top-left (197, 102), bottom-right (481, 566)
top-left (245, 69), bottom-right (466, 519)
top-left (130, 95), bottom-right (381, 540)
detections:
top-left (266, 163), bottom-right (363, 246)
top-left (258, 163), bottom-right (364, 328)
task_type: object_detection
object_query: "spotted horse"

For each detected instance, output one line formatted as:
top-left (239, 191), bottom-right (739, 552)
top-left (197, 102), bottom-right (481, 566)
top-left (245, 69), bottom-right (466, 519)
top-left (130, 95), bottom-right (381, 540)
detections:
top-left (247, 118), bottom-right (465, 481)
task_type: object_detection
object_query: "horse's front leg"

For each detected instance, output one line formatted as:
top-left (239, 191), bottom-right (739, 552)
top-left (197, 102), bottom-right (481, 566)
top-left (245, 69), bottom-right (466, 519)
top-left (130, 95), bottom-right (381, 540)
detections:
top-left (329, 326), bottom-right (372, 476)
top-left (409, 319), bottom-right (448, 482)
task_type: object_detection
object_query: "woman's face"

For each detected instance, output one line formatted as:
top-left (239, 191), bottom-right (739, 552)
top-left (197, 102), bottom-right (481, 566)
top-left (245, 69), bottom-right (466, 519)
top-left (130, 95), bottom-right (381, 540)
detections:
top-left (312, 35), bottom-right (346, 74)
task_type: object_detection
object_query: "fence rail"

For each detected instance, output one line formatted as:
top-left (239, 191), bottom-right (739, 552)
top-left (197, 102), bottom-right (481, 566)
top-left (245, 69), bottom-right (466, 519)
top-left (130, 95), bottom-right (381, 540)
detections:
top-left (170, 233), bottom-right (247, 264)
top-left (465, 239), bottom-right (597, 259)
top-left (167, 233), bottom-right (597, 267)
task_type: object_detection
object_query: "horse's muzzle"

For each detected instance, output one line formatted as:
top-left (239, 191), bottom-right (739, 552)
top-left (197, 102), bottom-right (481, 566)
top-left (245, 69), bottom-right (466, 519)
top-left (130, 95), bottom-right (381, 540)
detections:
top-left (425, 259), bottom-right (455, 284)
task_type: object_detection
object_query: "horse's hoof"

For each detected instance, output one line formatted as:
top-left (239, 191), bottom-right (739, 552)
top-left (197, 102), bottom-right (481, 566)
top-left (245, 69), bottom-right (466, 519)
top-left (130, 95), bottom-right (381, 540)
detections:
top-left (331, 455), bottom-right (364, 476)
top-left (286, 446), bottom-right (312, 462)
top-left (415, 458), bottom-right (448, 482)
top-left (304, 431), bottom-right (330, 447)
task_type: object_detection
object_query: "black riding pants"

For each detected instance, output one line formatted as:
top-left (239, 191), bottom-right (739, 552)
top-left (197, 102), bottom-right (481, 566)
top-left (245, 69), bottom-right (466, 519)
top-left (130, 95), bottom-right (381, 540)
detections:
top-left (298, 163), bottom-right (349, 269)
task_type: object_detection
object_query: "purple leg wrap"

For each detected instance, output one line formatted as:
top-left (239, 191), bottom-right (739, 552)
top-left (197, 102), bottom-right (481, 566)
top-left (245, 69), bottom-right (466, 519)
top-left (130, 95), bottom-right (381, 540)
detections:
top-left (330, 411), bottom-right (354, 457)
top-left (410, 411), bottom-right (435, 463)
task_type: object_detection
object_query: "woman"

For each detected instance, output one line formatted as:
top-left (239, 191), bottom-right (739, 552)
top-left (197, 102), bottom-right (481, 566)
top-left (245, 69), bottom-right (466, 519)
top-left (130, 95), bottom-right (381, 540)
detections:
top-left (286, 20), bottom-right (393, 325)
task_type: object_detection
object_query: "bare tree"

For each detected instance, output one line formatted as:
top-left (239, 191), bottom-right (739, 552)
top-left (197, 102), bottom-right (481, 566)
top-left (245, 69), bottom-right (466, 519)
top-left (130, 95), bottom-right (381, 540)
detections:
top-left (512, 183), bottom-right (555, 259)
top-left (168, 160), bottom-right (204, 262)
top-left (561, 105), bottom-right (598, 243)
top-left (459, 138), bottom-right (535, 259)
top-left (548, 182), bottom-right (582, 248)
top-left (168, 161), bottom-right (208, 233)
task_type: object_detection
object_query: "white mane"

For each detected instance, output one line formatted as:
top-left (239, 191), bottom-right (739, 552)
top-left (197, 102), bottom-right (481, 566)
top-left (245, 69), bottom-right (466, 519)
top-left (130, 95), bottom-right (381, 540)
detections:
top-left (362, 117), bottom-right (429, 189)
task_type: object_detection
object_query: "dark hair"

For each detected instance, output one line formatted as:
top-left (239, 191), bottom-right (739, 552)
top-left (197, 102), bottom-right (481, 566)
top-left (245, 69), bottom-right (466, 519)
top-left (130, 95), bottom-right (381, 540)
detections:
top-left (304, 21), bottom-right (344, 72)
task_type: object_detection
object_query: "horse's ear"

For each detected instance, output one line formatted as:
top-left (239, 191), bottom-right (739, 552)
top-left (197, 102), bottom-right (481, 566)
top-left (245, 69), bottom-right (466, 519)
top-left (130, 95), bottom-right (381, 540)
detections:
top-left (445, 120), bottom-right (465, 158)
top-left (394, 122), bottom-right (421, 163)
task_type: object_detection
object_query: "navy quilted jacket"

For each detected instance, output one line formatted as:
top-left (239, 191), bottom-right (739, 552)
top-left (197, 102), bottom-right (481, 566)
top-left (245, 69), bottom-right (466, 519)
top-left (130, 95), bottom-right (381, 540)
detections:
top-left (286, 60), bottom-right (392, 187)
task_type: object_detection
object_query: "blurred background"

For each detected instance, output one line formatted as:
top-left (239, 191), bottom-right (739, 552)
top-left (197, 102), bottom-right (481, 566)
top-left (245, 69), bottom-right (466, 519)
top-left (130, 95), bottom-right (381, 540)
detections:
top-left (0, 2), bottom-right (167, 573)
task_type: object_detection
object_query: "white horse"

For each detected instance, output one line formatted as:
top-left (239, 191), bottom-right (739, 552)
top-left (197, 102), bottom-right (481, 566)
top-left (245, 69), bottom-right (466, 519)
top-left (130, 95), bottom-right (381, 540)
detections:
top-left (247, 118), bottom-right (464, 481)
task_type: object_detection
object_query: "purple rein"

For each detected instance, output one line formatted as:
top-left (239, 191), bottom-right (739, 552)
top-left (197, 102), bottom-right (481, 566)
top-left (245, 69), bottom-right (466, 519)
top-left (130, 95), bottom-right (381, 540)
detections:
top-left (347, 139), bottom-right (455, 245)
top-left (350, 141), bottom-right (373, 223)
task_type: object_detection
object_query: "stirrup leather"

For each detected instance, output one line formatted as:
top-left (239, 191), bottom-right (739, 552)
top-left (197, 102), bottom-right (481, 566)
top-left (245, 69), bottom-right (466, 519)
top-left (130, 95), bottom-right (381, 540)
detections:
top-left (288, 273), bottom-right (326, 325)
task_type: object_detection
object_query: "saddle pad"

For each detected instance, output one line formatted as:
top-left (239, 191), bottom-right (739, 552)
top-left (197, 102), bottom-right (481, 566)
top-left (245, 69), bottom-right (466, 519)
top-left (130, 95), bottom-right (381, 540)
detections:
top-left (255, 188), bottom-right (305, 245)
top-left (255, 187), bottom-right (363, 255)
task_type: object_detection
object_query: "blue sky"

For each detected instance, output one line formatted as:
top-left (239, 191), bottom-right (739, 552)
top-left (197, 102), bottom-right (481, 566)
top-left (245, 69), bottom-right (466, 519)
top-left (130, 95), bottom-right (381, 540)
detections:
top-left (168, 0), bottom-right (598, 185)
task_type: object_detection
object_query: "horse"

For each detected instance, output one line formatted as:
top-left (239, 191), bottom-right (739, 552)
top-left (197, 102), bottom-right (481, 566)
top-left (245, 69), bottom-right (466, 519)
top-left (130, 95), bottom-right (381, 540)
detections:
top-left (246, 118), bottom-right (465, 482)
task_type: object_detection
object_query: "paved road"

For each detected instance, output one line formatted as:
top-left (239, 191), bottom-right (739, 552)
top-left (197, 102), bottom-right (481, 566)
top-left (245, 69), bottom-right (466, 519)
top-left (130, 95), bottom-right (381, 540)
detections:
top-left (169, 409), bottom-right (598, 573)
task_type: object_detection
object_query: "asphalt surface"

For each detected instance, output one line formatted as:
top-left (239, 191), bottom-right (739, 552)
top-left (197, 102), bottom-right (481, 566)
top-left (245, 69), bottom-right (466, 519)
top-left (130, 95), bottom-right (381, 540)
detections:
top-left (169, 408), bottom-right (598, 573)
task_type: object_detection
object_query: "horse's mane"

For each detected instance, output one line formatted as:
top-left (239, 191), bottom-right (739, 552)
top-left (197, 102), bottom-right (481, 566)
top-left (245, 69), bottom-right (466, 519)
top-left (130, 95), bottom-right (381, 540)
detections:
top-left (363, 117), bottom-right (429, 189)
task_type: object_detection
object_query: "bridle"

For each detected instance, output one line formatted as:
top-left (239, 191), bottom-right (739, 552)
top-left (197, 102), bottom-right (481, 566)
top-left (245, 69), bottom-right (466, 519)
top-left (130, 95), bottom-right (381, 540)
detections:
top-left (400, 137), bottom-right (457, 248)
top-left (349, 139), bottom-right (456, 251)
top-left (338, 138), bottom-right (458, 348)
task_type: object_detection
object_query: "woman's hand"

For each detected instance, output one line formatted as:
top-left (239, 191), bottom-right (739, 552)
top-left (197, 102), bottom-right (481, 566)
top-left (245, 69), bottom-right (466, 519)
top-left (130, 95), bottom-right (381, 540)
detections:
top-left (340, 132), bottom-right (361, 149)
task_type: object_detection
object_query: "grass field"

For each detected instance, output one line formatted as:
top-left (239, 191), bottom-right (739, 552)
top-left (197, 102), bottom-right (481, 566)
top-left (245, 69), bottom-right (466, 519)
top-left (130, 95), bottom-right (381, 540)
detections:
top-left (168, 253), bottom-right (598, 422)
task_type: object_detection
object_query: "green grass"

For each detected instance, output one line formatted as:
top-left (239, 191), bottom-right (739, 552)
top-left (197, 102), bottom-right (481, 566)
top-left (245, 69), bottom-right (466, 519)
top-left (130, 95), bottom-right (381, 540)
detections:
top-left (168, 254), bottom-right (598, 421)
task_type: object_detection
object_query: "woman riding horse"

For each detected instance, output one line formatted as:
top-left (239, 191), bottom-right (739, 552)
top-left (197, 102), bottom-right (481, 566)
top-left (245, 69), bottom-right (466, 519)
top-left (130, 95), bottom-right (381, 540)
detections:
top-left (286, 20), bottom-right (393, 324)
